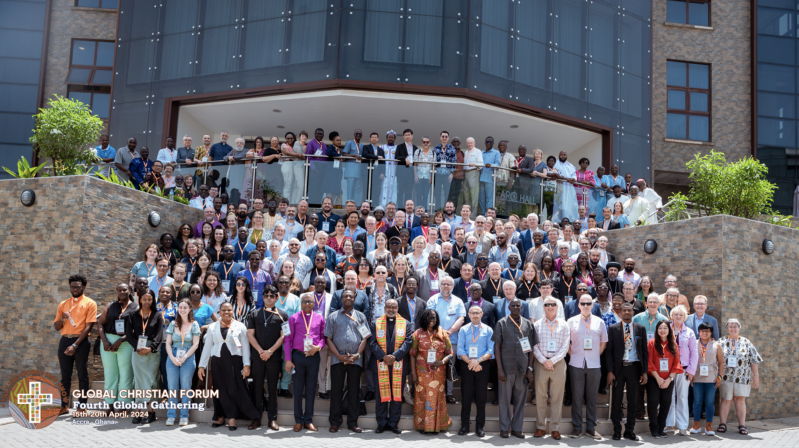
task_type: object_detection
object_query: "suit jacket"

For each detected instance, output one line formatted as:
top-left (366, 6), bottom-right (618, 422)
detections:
top-left (596, 220), bottom-right (621, 231)
top-left (410, 225), bottom-right (431, 242)
top-left (355, 231), bottom-right (380, 248)
top-left (384, 224), bottom-right (407, 242)
top-left (362, 144), bottom-right (385, 161)
top-left (479, 277), bottom-right (507, 304)
top-left (605, 321), bottom-right (648, 376)
top-left (493, 298), bottom-right (531, 322)
top-left (403, 215), bottom-right (421, 230)
top-left (414, 267), bottom-right (447, 301)
top-left (369, 317), bottom-right (414, 375)
top-left (685, 313), bottom-right (720, 341)
top-left (563, 300), bottom-right (602, 321)
top-left (517, 155), bottom-right (537, 174)
top-left (464, 298), bottom-right (497, 328)
top-left (395, 143), bottom-right (416, 164)
top-left (516, 228), bottom-right (549, 255)
top-left (398, 295), bottom-right (426, 328)
top-left (452, 277), bottom-right (476, 304)
top-left (439, 257), bottom-right (462, 279)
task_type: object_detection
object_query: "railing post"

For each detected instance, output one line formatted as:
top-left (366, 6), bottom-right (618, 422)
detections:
top-left (539, 177), bottom-right (545, 221)
top-left (492, 169), bottom-right (497, 214)
top-left (250, 158), bottom-right (258, 206)
top-left (302, 158), bottom-right (310, 201)
top-left (429, 162), bottom-right (436, 213)
top-left (366, 159), bottom-right (373, 204)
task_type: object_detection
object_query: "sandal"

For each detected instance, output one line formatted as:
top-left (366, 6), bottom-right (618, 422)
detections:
top-left (717, 423), bottom-right (727, 433)
top-left (738, 426), bottom-right (748, 435)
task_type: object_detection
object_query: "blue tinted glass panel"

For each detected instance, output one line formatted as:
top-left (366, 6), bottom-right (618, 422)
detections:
top-left (72, 41), bottom-right (96, 65)
top-left (361, 0), bottom-right (401, 13)
top-left (195, 25), bottom-right (239, 75)
top-left (341, 9), bottom-right (401, 82)
top-left (758, 63), bottom-right (795, 93)
top-left (480, 25), bottom-right (512, 80)
top-left (620, 14), bottom-right (646, 78)
top-left (589, 2), bottom-right (617, 68)
top-left (622, 0), bottom-right (651, 20)
top-left (552, 50), bottom-right (585, 101)
top-left (122, 0), bottom-right (160, 41)
top-left (363, 11), bottom-right (403, 64)
top-left (199, 0), bottom-right (241, 29)
top-left (688, 115), bottom-right (709, 141)
top-left (0, 83), bottom-right (38, 113)
top-left (757, 8), bottom-right (794, 37)
top-left (93, 93), bottom-right (111, 119)
top-left (405, 11), bottom-right (443, 66)
top-left (96, 42), bottom-right (115, 66)
top-left (758, 0), bottom-right (795, 9)
top-left (102, 0), bottom-right (119, 8)
top-left (293, 0), bottom-right (328, 15)
top-left (77, 0), bottom-right (101, 6)
top-left (0, 112), bottom-right (36, 144)
top-left (67, 68), bottom-right (91, 83)
top-left (553, 0), bottom-right (584, 55)
top-left (688, 63), bottom-right (708, 88)
top-left (587, 61), bottom-right (615, 110)
top-left (288, 12), bottom-right (327, 64)
top-left (666, 113), bottom-right (687, 139)
top-left (666, 0), bottom-right (686, 24)
top-left (668, 90), bottom-right (686, 109)
top-left (758, 92), bottom-right (795, 119)
top-left (758, 35), bottom-right (795, 65)
top-left (758, 117), bottom-right (796, 148)
top-left (0, 30), bottom-right (43, 59)
top-left (0, 0), bottom-right (47, 30)
top-left (667, 61), bottom-right (686, 86)
top-left (156, 31), bottom-right (195, 81)
top-left (620, 72), bottom-right (649, 136)
top-left (68, 91), bottom-right (92, 107)
top-left (404, 17), bottom-right (467, 88)
top-left (92, 69), bottom-right (113, 85)
top-left (515, 0), bottom-right (547, 43)
top-left (481, 0), bottom-right (510, 28)
top-left (515, 37), bottom-right (547, 90)
top-left (245, 0), bottom-right (287, 20)
top-left (241, 18), bottom-right (284, 69)
top-left (687, 2), bottom-right (709, 26)
top-left (0, 58), bottom-right (41, 84)
top-left (690, 92), bottom-right (708, 112)
top-left (160, 0), bottom-right (199, 35)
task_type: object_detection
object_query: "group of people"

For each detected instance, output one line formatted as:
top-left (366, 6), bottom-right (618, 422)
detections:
top-left (101, 129), bottom-right (663, 226)
top-left (54, 191), bottom-right (758, 439)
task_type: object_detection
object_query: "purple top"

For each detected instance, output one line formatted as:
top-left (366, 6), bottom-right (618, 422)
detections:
top-left (194, 219), bottom-right (222, 238)
top-left (283, 311), bottom-right (326, 359)
top-left (305, 139), bottom-right (327, 167)
top-left (672, 323), bottom-right (699, 375)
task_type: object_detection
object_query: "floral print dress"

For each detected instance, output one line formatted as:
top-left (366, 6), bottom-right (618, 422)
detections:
top-left (410, 329), bottom-right (453, 432)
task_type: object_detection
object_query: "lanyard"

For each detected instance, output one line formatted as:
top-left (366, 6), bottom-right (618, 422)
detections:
top-left (441, 258), bottom-right (451, 271)
top-left (470, 323), bottom-right (481, 344)
top-left (301, 312), bottom-right (315, 334)
top-left (395, 276), bottom-right (405, 296)
top-left (141, 311), bottom-right (151, 334)
top-left (489, 277), bottom-right (501, 293)
top-left (222, 262), bottom-right (234, 278)
top-left (700, 340), bottom-right (708, 361)
top-left (145, 262), bottom-right (155, 276)
top-left (541, 270), bottom-right (554, 280)
top-left (509, 315), bottom-right (524, 336)
top-left (314, 292), bottom-right (325, 309)
top-left (563, 277), bottom-right (574, 292)
top-left (544, 319), bottom-right (558, 336)
top-left (581, 315), bottom-right (592, 335)
top-left (522, 280), bottom-right (535, 296)
top-left (476, 268), bottom-right (487, 281)
top-left (176, 322), bottom-right (188, 344)
top-left (237, 241), bottom-right (247, 257)
top-left (407, 296), bottom-right (416, 317)
top-left (266, 307), bottom-right (284, 322)
top-left (428, 268), bottom-right (439, 281)
top-left (154, 275), bottom-right (167, 292)
top-left (236, 298), bottom-right (245, 318)
top-left (648, 313), bottom-right (659, 329)
top-left (118, 300), bottom-right (130, 317)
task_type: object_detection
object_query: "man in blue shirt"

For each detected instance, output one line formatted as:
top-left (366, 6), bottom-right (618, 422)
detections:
top-left (434, 131), bottom-right (457, 208)
top-left (479, 137), bottom-right (501, 215)
top-left (209, 131), bottom-right (232, 161)
top-left (315, 197), bottom-right (340, 233)
top-left (426, 276), bottom-right (466, 402)
top-left (342, 129), bottom-right (365, 204)
top-left (95, 134), bottom-right (116, 177)
top-left (128, 146), bottom-right (152, 189)
top-left (457, 305), bottom-right (495, 437)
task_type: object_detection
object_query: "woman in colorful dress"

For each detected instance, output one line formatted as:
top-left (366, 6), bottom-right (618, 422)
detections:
top-left (574, 157), bottom-right (596, 210)
top-left (409, 308), bottom-right (453, 434)
top-left (716, 318), bottom-right (762, 436)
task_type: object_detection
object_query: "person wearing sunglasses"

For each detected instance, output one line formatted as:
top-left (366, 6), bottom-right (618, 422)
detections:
top-left (457, 235), bottom-right (480, 268)
top-left (302, 251), bottom-right (336, 295)
top-left (566, 294), bottom-right (608, 440)
top-left (213, 244), bottom-right (244, 296)
top-left (230, 277), bottom-right (256, 327)
top-left (532, 296), bottom-right (570, 440)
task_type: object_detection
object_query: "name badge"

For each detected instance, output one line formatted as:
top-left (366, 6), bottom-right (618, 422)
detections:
top-left (430, 280), bottom-right (439, 291)
top-left (647, 332), bottom-right (654, 341)
top-left (600, 190), bottom-right (606, 197)
top-left (202, 157), bottom-right (208, 162)
top-left (176, 348), bottom-right (187, 358)
top-left (427, 350), bottom-right (437, 363)
top-left (374, 305), bottom-right (385, 317)
top-left (281, 321), bottom-right (291, 336)
top-left (222, 280), bottom-right (230, 292)
top-left (137, 336), bottom-right (148, 350)
top-left (357, 324), bottom-right (371, 339)
top-left (519, 337), bottom-right (532, 353)
top-left (547, 339), bottom-right (557, 353)
top-left (583, 337), bottom-right (593, 350)
top-left (493, 296), bottom-right (500, 303)
top-left (476, 244), bottom-right (483, 253)
top-left (469, 346), bottom-right (478, 358)
top-left (333, 159), bottom-right (340, 169)
top-left (699, 364), bottom-right (709, 376)
top-left (233, 336), bottom-right (242, 348)
top-left (252, 290), bottom-right (259, 302)
top-left (322, 221), bottom-right (330, 232)
top-left (565, 295), bottom-right (573, 303)
top-left (315, 149), bottom-right (322, 156)
top-left (238, 261), bottom-right (246, 269)
top-left (447, 304), bottom-right (456, 315)
top-left (304, 335), bottom-right (313, 351)
top-left (726, 356), bottom-right (738, 368)
top-left (114, 319), bottom-right (125, 334)
top-left (659, 358), bottom-right (669, 372)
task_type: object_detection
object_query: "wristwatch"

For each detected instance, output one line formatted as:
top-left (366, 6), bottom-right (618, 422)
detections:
top-left (266, 349), bottom-right (273, 355)
top-left (527, 366), bottom-right (533, 372)
top-left (71, 343), bottom-right (77, 350)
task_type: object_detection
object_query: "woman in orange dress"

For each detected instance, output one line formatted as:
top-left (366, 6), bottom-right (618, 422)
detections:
top-left (409, 308), bottom-right (453, 434)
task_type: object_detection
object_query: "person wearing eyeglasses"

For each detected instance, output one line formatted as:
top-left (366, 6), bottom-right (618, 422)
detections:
top-left (302, 251), bottom-right (337, 295)
top-left (457, 235), bottom-right (480, 268)
top-left (247, 285), bottom-right (288, 431)
top-left (276, 238), bottom-right (312, 285)
top-left (213, 245), bottom-right (244, 296)
top-left (532, 296), bottom-right (570, 440)
top-left (456, 305), bottom-right (494, 437)
top-left (658, 275), bottom-right (691, 311)
top-left (566, 294), bottom-right (608, 440)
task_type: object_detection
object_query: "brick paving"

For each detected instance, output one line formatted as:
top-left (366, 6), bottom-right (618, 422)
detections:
top-left (0, 415), bottom-right (796, 448)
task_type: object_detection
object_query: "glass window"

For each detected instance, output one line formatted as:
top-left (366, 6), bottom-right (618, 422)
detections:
top-left (67, 91), bottom-right (92, 106)
top-left (758, 35), bottom-right (795, 66)
top-left (67, 68), bottom-right (92, 84)
top-left (287, 11), bottom-right (327, 64)
top-left (758, 92), bottom-right (795, 119)
top-left (72, 40), bottom-right (96, 66)
top-left (76, 0), bottom-right (118, 8)
top-left (667, 60), bottom-right (710, 141)
top-left (666, 1), bottom-right (687, 24)
top-left (666, 0), bottom-right (709, 26)
top-left (553, 0), bottom-right (584, 56)
top-left (757, 117), bottom-right (796, 148)
top-left (757, 0), bottom-right (796, 9)
top-left (91, 69), bottom-right (113, 85)
top-left (96, 42), bottom-right (115, 66)
top-left (67, 90), bottom-right (111, 119)
top-left (758, 63), bottom-right (795, 93)
top-left (757, 8), bottom-right (794, 37)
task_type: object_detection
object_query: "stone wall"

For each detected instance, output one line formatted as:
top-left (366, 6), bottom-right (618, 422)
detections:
top-left (0, 176), bottom-right (202, 392)
top-left (606, 215), bottom-right (798, 419)
top-left (651, 0), bottom-right (752, 174)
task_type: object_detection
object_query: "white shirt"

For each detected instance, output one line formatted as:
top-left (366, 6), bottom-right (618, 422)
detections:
top-left (640, 188), bottom-right (663, 225)
top-left (157, 147), bottom-right (178, 165)
top-left (189, 196), bottom-right (213, 210)
top-left (606, 195), bottom-right (629, 215)
top-left (462, 147), bottom-right (484, 170)
top-left (624, 196), bottom-right (649, 226)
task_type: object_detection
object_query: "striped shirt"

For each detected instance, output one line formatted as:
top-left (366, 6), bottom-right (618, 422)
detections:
top-left (533, 317), bottom-right (570, 364)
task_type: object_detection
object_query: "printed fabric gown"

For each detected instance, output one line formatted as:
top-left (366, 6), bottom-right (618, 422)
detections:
top-left (410, 329), bottom-right (453, 432)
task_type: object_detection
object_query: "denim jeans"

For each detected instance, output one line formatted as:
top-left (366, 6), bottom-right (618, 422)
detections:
top-left (479, 181), bottom-right (494, 215)
top-left (692, 382), bottom-right (716, 423)
top-left (166, 346), bottom-right (196, 419)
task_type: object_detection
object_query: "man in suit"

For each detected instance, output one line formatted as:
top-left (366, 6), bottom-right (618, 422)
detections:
top-left (605, 302), bottom-right (648, 441)
top-left (369, 298), bottom-right (413, 434)
top-left (355, 216), bottom-right (380, 253)
top-left (453, 263), bottom-right (476, 303)
top-left (515, 145), bottom-right (536, 175)
top-left (385, 210), bottom-right (407, 242)
top-left (685, 295), bottom-right (719, 343)
top-left (410, 212), bottom-right (432, 241)
top-left (402, 199), bottom-right (421, 229)
top-left (493, 281), bottom-right (531, 321)
top-left (465, 282), bottom-right (497, 328)
top-left (596, 206), bottom-right (621, 232)
top-left (563, 291), bottom-right (602, 321)
top-left (397, 276), bottom-right (426, 327)
top-left (362, 132), bottom-right (385, 197)
top-left (415, 251), bottom-right (447, 301)
top-left (517, 212), bottom-right (547, 255)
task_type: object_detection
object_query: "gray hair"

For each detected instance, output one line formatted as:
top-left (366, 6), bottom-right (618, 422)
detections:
top-left (666, 287), bottom-right (680, 296)
top-left (726, 318), bottom-right (741, 330)
top-left (183, 134), bottom-right (192, 140)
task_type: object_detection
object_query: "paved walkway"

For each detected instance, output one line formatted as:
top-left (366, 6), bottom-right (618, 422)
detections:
top-left (0, 414), bottom-right (797, 448)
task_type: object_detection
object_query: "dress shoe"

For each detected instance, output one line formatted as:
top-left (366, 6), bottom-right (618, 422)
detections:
top-left (145, 412), bottom-right (157, 424)
top-left (586, 430), bottom-right (602, 440)
top-left (636, 413), bottom-right (646, 421)
top-left (458, 426), bottom-right (468, 435)
top-left (329, 426), bottom-right (339, 433)
top-left (281, 389), bottom-right (293, 398)
top-left (268, 421), bottom-right (280, 431)
top-left (319, 392), bottom-right (329, 399)
top-left (551, 431), bottom-right (561, 440)
top-left (229, 425), bottom-right (237, 431)
top-left (475, 426), bottom-right (485, 437)
top-left (624, 431), bottom-right (638, 441)
top-left (612, 431), bottom-right (621, 440)
top-left (375, 425), bottom-right (385, 433)
top-left (500, 430), bottom-right (509, 438)
top-left (658, 431), bottom-right (668, 438)
top-left (446, 395), bottom-right (456, 403)
top-left (390, 426), bottom-right (402, 434)
top-left (212, 420), bottom-right (224, 428)
top-left (248, 419), bottom-right (260, 430)
top-left (348, 425), bottom-right (363, 433)
top-left (305, 423), bottom-right (318, 431)
top-left (364, 391), bottom-right (375, 401)
top-left (132, 417), bottom-right (142, 424)
top-left (293, 423), bottom-right (303, 432)
top-left (570, 429), bottom-right (582, 438)
top-left (534, 429), bottom-right (546, 438)
top-left (512, 430), bottom-right (525, 439)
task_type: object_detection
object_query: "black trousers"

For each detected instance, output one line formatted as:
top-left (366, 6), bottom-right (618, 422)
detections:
top-left (250, 357), bottom-right (282, 422)
top-left (373, 367), bottom-right (405, 428)
top-left (292, 349), bottom-right (320, 425)
top-left (460, 359), bottom-right (490, 427)
top-left (564, 354), bottom-right (572, 401)
top-left (57, 336), bottom-right (90, 406)
top-left (329, 363), bottom-right (363, 427)
top-left (611, 363), bottom-right (641, 432)
top-left (646, 377), bottom-right (675, 434)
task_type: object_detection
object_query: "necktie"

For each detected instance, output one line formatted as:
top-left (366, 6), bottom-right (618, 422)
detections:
top-left (624, 323), bottom-right (632, 359)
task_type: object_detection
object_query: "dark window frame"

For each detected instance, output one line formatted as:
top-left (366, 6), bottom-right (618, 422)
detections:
top-left (66, 39), bottom-right (114, 86)
top-left (668, 0), bottom-right (711, 27)
top-left (74, 0), bottom-right (118, 9)
top-left (667, 60), bottom-right (712, 141)
top-left (66, 86), bottom-right (111, 119)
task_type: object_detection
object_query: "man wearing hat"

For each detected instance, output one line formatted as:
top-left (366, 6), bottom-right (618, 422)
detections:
top-left (605, 262), bottom-right (624, 296)
top-left (636, 179), bottom-right (662, 225)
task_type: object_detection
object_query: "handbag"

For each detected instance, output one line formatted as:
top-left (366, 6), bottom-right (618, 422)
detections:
top-left (446, 355), bottom-right (459, 382)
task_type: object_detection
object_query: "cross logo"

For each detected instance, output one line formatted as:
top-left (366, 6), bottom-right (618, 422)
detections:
top-left (17, 382), bottom-right (53, 423)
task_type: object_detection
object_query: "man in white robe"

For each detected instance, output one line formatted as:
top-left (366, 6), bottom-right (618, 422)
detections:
top-left (637, 179), bottom-right (663, 225)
